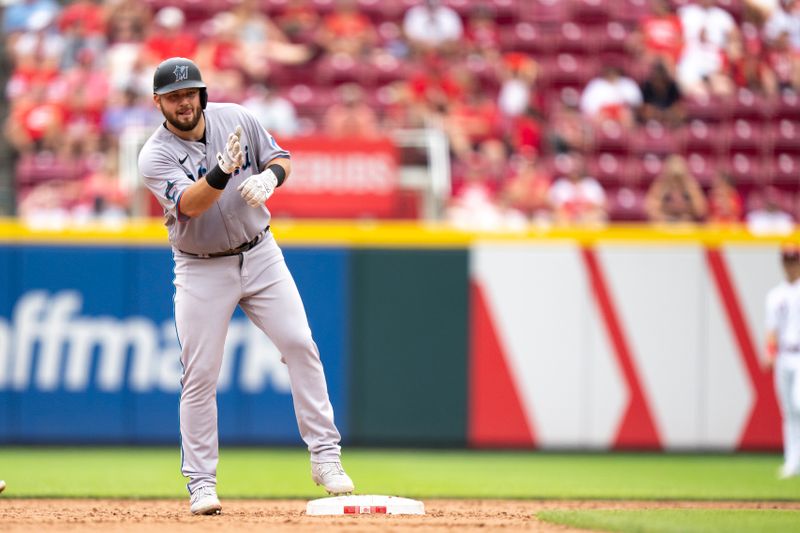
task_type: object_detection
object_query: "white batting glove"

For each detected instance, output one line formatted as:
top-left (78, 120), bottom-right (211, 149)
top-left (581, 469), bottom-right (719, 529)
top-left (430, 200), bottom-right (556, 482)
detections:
top-left (237, 168), bottom-right (278, 207)
top-left (216, 125), bottom-right (244, 174)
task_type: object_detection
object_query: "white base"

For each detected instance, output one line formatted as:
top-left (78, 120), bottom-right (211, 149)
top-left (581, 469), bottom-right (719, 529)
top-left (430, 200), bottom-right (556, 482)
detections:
top-left (306, 495), bottom-right (425, 516)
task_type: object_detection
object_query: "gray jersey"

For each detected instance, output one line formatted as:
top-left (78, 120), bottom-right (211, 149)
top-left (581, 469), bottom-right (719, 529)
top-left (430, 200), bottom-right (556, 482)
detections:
top-left (138, 102), bottom-right (290, 255)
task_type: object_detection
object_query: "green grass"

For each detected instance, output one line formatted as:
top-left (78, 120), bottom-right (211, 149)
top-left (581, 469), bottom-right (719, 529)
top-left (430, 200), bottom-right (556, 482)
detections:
top-left (0, 448), bottom-right (797, 500)
top-left (537, 509), bottom-right (800, 533)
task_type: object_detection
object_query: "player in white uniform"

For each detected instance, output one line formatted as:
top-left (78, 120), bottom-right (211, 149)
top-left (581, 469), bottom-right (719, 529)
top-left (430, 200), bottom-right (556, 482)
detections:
top-left (138, 57), bottom-right (354, 515)
top-left (765, 245), bottom-right (800, 479)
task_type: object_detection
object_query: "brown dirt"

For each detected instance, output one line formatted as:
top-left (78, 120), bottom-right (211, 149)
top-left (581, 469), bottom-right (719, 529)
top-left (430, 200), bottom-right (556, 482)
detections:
top-left (2, 499), bottom-right (800, 532)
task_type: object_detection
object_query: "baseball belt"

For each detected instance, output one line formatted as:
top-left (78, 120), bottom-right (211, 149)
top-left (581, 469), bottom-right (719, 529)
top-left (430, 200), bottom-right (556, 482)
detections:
top-left (180, 226), bottom-right (270, 258)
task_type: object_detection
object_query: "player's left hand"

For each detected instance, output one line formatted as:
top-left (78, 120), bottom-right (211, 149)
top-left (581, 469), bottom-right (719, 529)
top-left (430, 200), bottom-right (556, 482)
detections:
top-left (237, 168), bottom-right (278, 207)
top-left (217, 125), bottom-right (244, 174)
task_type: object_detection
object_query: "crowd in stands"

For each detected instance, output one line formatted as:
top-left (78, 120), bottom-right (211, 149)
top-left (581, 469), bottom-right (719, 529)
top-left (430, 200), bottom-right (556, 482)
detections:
top-left (3, 0), bottom-right (800, 232)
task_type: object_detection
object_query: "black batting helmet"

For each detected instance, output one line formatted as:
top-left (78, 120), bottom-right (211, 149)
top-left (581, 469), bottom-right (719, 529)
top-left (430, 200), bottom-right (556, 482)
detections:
top-left (153, 57), bottom-right (208, 109)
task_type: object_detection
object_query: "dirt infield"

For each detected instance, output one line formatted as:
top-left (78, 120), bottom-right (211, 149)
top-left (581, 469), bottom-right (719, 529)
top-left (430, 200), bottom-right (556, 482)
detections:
top-left (3, 499), bottom-right (800, 532)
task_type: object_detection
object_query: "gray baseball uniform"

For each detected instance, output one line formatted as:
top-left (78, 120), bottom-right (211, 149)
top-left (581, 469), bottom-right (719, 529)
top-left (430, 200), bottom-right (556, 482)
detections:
top-left (139, 102), bottom-right (342, 494)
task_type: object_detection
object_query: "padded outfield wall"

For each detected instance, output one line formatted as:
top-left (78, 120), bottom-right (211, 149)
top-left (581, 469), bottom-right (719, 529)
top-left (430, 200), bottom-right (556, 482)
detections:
top-left (0, 220), bottom-right (791, 450)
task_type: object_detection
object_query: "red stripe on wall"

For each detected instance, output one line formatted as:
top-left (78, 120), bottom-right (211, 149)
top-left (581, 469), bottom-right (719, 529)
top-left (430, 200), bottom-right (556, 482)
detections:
top-left (581, 248), bottom-right (661, 449)
top-left (705, 248), bottom-right (781, 449)
top-left (468, 280), bottom-right (535, 447)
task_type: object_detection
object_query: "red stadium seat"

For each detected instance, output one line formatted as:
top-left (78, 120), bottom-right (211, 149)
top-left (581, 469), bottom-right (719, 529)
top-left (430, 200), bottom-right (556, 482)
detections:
top-left (724, 119), bottom-right (769, 155)
top-left (520, 0), bottom-right (571, 24)
top-left (771, 119), bottom-right (800, 154)
top-left (683, 119), bottom-right (723, 155)
top-left (772, 153), bottom-right (800, 185)
top-left (730, 88), bottom-right (772, 122)
top-left (685, 152), bottom-right (718, 187)
top-left (571, 0), bottom-right (611, 26)
top-left (636, 153), bottom-right (666, 184)
top-left (684, 94), bottom-right (731, 123)
top-left (587, 152), bottom-right (637, 186)
top-left (607, 186), bottom-right (647, 222)
top-left (775, 89), bottom-right (800, 121)
top-left (592, 120), bottom-right (630, 153)
top-left (15, 153), bottom-right (82, 187)
top-left (609, 0), bottom-right (652, 25)
top-left (726, 152), bottom-right (770, 187)
top-left (555, 22), bottom-right (596, 55)
top-left (499, 22), bottom-right (557, 55)
top-left (633, 121), bottom-right (682, 156)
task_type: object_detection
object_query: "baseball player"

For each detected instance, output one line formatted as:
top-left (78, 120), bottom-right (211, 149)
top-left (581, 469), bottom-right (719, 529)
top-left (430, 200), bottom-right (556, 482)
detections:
top-left (138, 57), bottom-right (354, 515)
top-left (765, 244), bottom-right (800, 479)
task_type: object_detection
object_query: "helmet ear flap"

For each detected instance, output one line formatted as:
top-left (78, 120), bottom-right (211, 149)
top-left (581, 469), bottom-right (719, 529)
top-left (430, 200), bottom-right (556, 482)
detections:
top-left (200, 88), bottom-right (208, 109)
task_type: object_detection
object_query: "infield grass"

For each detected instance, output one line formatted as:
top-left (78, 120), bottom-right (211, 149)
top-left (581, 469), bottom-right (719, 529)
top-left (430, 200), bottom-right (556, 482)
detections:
top-left (537, 509), bottom-right (800, 533)
top-left (0, 448), bottom-right (797, 500)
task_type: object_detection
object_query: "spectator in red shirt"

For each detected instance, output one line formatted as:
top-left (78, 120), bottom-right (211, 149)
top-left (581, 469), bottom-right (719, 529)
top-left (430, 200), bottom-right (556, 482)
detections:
top-left (317, 0), bottom-right (377, 58)
top-left (323, 83), bottom-right (380, 138)
top-left (635, 0), bottom-right (684, 71)
top-left (500, 150), bottom-right (553, 223)
top-left (143, 7), bottom-right (197, 65)
top-left (707, 171), bottom-right (743, 224)
top-left (58, 0), bottom-right (106, 69)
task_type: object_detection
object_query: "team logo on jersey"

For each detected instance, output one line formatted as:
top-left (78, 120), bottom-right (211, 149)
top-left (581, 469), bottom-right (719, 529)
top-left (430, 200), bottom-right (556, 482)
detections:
top-left (173, 65), bottom-right (189, 82)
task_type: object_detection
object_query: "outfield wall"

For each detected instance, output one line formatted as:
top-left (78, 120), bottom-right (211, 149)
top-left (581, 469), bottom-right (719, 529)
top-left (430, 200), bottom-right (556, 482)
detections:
top-left (0, 220), bottom-right (791, 450)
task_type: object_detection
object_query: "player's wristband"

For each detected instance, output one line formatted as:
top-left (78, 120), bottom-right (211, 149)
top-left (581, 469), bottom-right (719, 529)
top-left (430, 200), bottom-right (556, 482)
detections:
top-left (267, 164), bottom-right (286, 187)
top-left (205, 165), bottom-right (231, 190)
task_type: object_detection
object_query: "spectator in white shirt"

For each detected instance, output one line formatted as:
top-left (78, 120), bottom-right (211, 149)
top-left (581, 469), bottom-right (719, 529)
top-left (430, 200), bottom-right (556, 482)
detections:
top-left (403, 0), bottom-right (463, 53)
top-left (676, 27), bottom-right (735, 97)
top-left (579, 66), bottom-right (643, 126)
top-left (547, 152), bottom-right (608, 225)
top-left (679, 0), bottom-right (738, 52)
top-left (747, 186), bottom-right (796, 235)
top-left (765, 0), bottom-right (800, 50)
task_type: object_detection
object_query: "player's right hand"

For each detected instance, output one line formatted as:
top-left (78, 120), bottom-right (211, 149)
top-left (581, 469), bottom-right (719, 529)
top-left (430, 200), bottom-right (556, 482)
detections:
top-left (217, 125), bottom-right (244, 174)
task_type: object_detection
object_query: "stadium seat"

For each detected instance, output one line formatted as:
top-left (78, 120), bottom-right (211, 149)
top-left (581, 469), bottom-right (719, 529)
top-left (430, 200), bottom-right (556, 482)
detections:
top-left (520, 0), bottom-right (571, 24)
top-left (609, 0), bottom-right (652, 26)
top-left (571, 0), bottom-right (611, 26)
top-left (587, 152), bottom-right (637, 186)
top-left (771, 119), bottom-right (800, 154)
top-left (775, 89), bottom-right (800, 121)
top-left (683, 119), bottom-right (723, 155)
top-left (685, 152), bottom-right (717, 187)
top-left (772, 153), bottom-right (800, 185)
top-left (724, 119), bottom-right (769, 155)
top-left (555, 22), bottom-right (598, 55)
top-left (592, 120), bottom-right (630, 153)
top-left (684, 95), bottom-right (730, 123)
top-left (726, 152), bottom-right (770, 187)
top-left (499, 22), bottom-right (556, 55)
top-left (730, 88), bottom-right (772, 122)
top-left (636, 153), bottom-right (666, 184)
top-left (607, 185), bottom-right (647, 222)
top-left (633, 121), bottom-right (682, 156)
top-left (15, 153), bottom-right (82, 187)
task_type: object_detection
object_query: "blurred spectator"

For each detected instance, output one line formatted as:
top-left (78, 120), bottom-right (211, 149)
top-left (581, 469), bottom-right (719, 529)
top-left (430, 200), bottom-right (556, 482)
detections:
top-left (8, 8), bottom-right (64, 72)
top-left (231, 0), bottom-right (312, 69)
top-left (2, 0), bottom-right (59, 36)
top-left (727, 28), bottom-right (775, 94)
top-left (498, 53), bottom-right (537, 118)
top-left (634, 0), bottom-right (685, 71)
top-left (49, 48), bottom-right (109, 157)
top-left (447, 150), bottom-right (524, 230)
top-left (500, 151), bottom-right (553, 224)
top-left (580, 66), bottom-right (643, 127)
top-left (195, 12), bottom-right (248, 100)
top-left (746, 186), bottom-right (796, 234)
top-left (102, 86), bottom-right (160, 138)
top-left (323, 83), bottom-right (380, 138)
top-left (707, 171), bottom-right (744, 223)
top-left (5, 84), bottom-right (65, 154)
top-left (242, 84), bottom-right (300, 138)
top-left (764, 30), bottom-right (800, 92)
top-left (676, 27), bottom-right (735, 97)
top-left (548, 100), bottom-right (592, 154)
top-left (764, 0), bottom-right (800, 49)
top-left (72, 155), bottom-right (129, 225)
top-left (275, 0), bottom-right (321, 43)
top-left (57, 0), bottom-right (106, 70)
top-left (547, 152), bottom-right (608, 225)
top-left (639, 59), bottom-right (684, 126)
top-left (464, 5), bottom-right (501, 57)
top-left (143, 7), bottom-right (197, 65)
top-left (644, 154), bottom-right (708, 222)
top-left (679, 0), bottom-right (739, 52)
top-left (403, 0), bottom-right (463, 55)
top-left (17, 179), bottom-right (81, 228)
top-left (444, 70), bottom-right (501, 159)
top-left (317, 0), bottom-right (377, 58)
